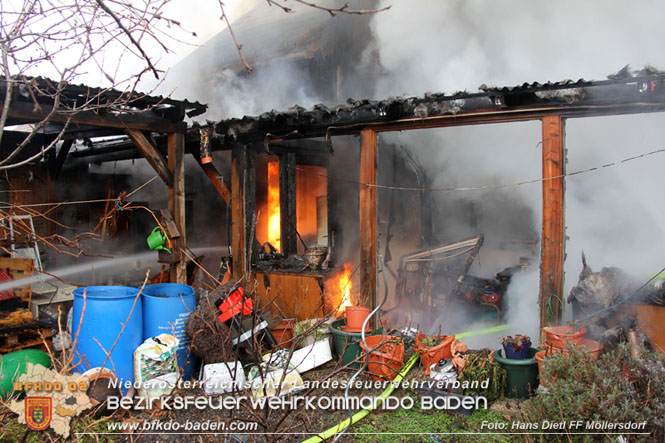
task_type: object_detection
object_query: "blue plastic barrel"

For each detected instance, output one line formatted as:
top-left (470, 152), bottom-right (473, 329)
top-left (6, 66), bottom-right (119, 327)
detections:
top-left (142, 283), bottom-right (197, 380)
top-left (72, 286), bottom-right (142, 386)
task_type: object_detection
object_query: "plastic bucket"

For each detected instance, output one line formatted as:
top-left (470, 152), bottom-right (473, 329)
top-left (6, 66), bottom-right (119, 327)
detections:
top-left (329, 319), bottom-right (383, 368)
top-left (72, 286), bottom-right (142, 386)
top-left (142, 283), bottom-right (197, 381)
top-left (0, 349), bottom-right (51, 398)
top-left (494, 347), bottom-right (540, 399)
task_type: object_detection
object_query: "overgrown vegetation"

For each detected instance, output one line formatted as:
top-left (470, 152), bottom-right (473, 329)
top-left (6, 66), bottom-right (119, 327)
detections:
top-left (519, 343), bottom-right (665, 442)
top-left (352, 398), bottom-right (510, 443)
top-left (458, 349), bottom-right (506, 403)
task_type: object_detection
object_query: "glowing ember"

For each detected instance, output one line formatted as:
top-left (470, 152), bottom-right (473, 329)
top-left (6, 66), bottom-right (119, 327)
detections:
top-left (267, 161), bottom-right (280, 251)
top-left (338, 263), bottom-right (353, 313)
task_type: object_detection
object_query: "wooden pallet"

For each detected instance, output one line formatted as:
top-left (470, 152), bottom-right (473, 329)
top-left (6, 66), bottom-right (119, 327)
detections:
top-left (0, 325), bottom-right (52, 353)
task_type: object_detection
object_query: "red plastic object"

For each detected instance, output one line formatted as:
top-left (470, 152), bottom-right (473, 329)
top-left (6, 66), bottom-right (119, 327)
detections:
top-left (217, 287), bottom-right (254, 323)
top-left (359, 335), bottom-right (405, 381)
top-left (413, 332), bottom-right (455, 375)
top-left (0, 269), bottom-right (14, 301)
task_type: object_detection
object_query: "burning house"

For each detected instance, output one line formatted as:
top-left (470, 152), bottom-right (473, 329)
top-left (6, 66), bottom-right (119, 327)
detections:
top-left (185, 72), bottom-right (665, 344)
top-left (4, 2), bottom-right (665, 440)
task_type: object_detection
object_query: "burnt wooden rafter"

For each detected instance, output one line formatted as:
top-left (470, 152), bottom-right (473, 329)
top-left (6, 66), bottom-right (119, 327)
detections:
top-left (3, 99), bottom-right (182, 133)
top-left (213, 75), bottom-right (665, 146)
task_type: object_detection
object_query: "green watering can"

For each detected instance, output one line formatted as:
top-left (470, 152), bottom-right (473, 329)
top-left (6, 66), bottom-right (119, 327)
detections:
top-left (147, 226), bottom-right (171, 253)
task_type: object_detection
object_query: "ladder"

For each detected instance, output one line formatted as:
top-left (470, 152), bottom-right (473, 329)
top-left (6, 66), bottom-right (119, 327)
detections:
top-left (1, 214), bottom-right (44, 273)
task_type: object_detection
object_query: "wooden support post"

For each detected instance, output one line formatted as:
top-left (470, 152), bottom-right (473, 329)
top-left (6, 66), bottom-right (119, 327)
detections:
top-left (127, 129), bottom-right (173, 186)
top-left (168, 132), bottom-right (186, 284)
top-left (279, 152), bottom-right (297, 256)
top-left (540, 115), bottom-right (566, 337)
top-left (245, 151), bottom-right (256, 267)
top-left (359, 129), bottom-right (378, 311)
top-left (231, 145), bottom-right (247, 281)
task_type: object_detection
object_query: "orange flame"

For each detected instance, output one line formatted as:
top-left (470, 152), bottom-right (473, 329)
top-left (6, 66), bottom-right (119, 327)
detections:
top-left (267, 161), bottom-right (280, 251)
top-left (337, 263), bottom-right (353, 313)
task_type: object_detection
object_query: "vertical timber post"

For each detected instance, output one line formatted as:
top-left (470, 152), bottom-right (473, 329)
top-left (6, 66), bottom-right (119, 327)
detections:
top-left (280, 152), bottom-right (297, 256)
top-left (540, 115), bottom-right (566, 340)
top-left (168, 132), bottom-right (186, 284)
top-left (231, 144), bottom-right (247, 281)
top-left (359, 129), bottom-right (378, 316)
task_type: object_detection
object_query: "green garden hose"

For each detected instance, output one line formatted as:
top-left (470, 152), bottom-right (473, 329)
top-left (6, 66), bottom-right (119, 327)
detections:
top-left (301, 322), bottom-right (513, 442)
top-left (301, 354), bottom-right (420, 443)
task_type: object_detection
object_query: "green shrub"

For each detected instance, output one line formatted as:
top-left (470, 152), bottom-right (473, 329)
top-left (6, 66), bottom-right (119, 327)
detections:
top-left (520, 343), bottom-right (665, 442)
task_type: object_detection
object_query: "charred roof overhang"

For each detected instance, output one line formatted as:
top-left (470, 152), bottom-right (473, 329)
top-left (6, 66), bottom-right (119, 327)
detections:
top-left (0, 76), bottom-right (207, 135)
top-left (211, 74), bottom-right (665, 147)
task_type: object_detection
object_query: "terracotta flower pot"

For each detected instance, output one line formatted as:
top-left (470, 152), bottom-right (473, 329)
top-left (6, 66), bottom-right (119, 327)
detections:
top-left (345, 306), bottom-right (370, 332)
top-left (271, 319), bottom-right (296, 349)
top-left (535, 349), bottom-right (560, 387)
top-left (413, 332), bottom-right (455, 375)
top-left (544, 325), bottom-right (586, 350)
top-left (359, 335), bottom-right (404, 381)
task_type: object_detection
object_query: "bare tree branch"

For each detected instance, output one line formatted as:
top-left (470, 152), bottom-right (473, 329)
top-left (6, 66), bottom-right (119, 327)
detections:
top-left (93, 0), bottom-right (160, 79)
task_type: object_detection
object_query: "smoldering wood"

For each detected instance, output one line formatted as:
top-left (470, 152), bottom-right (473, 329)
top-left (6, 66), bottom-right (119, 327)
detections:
top-left (279, 152), bottom-right (297, 256)
top-left (213, 74), bottom-right (665, 146)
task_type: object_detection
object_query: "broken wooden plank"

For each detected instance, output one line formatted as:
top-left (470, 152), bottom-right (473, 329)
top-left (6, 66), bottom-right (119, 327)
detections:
top-left (359, 129), bottom-right (378, 314)
top-left (158, 209), bottom-right (181, 239)
top-left (168, 132), bottom-right (186, 284)
top-left (127, 129), bottom-right (173, 186)
top-left (540, 115), bottom-right (566, 336)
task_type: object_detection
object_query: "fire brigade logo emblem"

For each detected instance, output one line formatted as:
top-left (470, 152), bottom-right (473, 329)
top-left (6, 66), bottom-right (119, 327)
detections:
top-left (25, 397), bottom-right (52, 431)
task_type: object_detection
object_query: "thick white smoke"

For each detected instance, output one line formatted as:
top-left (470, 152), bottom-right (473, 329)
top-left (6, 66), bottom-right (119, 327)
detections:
top-left (364, 0), bottom-right (665, 342)
top-left (157, 1), bottom-right (665, 345)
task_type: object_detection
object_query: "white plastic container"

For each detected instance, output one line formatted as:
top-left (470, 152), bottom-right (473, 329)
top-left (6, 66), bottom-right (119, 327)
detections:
top-left (290, 337), bottom-right (333, 373)
top-left (202, 361), bottom-right (246, 395)
top-left (250, 368), bottom-right (305, 398)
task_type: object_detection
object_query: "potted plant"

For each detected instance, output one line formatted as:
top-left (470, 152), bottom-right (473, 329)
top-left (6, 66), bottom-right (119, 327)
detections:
top-left (501, 335), bottom-right (532, 360)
